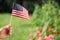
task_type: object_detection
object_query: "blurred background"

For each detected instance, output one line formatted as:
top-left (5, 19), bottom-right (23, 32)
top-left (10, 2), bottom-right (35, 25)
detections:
top-left (0, 0), bottom-right (60, 40)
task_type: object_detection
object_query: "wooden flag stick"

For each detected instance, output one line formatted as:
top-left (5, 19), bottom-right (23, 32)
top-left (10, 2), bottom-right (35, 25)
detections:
top-left (10, 14), bottom-right (13, 24)
top-left (9, 0), bottom-right (16, 24)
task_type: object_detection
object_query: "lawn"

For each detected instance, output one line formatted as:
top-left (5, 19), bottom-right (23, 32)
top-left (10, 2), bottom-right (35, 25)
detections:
top-left (0, 13), bottom-right (60, 40)
top-left (0, 13), bottom-right (35, 40)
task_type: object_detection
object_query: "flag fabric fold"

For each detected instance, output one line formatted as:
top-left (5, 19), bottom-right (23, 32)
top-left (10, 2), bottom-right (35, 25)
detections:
top-left (12, 3), bottom-right (30, 20)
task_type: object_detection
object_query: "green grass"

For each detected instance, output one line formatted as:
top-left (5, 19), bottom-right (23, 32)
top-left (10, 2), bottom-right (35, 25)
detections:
top-left (0, 13), bottom-right (60, 40)
top-left (0, 13), bottom-right (35, 40)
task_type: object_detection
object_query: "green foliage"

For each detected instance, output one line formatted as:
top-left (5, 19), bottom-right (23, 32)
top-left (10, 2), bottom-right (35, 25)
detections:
top-left (32, 0), bottom-right (60, 39)
top-left (32, 0), bottom-right (60, 28)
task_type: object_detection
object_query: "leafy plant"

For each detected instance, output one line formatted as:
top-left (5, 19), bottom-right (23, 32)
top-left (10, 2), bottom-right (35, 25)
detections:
top-left (31, 0), bottom-right (60, 40)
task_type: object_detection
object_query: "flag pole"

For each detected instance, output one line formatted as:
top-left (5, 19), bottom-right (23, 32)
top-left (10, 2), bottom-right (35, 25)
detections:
top-left (10, 0), bottom-right (16, 25)
top-left (10, 14), bottom-right (12, 25)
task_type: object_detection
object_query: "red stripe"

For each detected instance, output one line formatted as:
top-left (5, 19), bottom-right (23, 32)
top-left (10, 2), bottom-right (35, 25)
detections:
top-left (12, 11), bottom-right (28, 17)
top-left (12, 8), bottom-right (29, 20)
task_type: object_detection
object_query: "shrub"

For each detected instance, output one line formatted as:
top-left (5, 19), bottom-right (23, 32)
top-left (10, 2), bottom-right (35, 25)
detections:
top-left (31, 0), bottom-right (60, 40)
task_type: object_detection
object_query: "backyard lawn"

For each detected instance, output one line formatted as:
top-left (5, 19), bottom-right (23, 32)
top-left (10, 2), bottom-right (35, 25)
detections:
top-left (0, 13), bottom-right (35, 40)
top-left (0, 13), bottom-right (60, 40)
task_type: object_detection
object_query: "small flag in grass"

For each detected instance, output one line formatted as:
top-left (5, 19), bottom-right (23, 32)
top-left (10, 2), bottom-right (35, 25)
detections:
top-left (12, 3), bottom-right (30, 20)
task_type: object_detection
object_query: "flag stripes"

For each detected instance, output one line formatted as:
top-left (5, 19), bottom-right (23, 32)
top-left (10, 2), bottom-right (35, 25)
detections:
top-left (12, 3), bottom-right (29, 20)
top-left (12, 10), bottom-right (29, 20)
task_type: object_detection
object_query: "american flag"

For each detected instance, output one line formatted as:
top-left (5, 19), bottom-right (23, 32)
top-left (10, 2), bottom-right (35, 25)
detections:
top-left (12, 3), bottom-right (30, 20)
